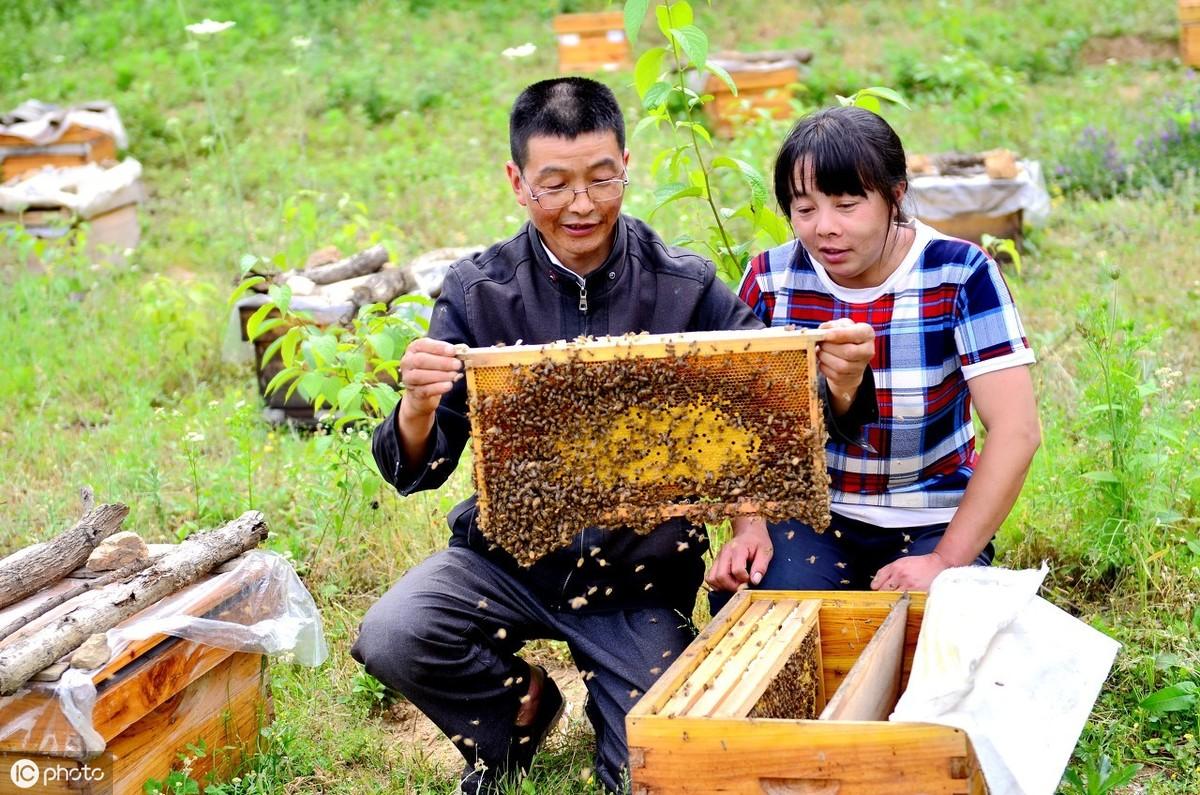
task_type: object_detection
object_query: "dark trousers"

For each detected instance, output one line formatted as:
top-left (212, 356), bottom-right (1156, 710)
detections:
top-left (710, 512), bottom-right (995, 613)
top-left (351, 547), bottom-right (696, 793)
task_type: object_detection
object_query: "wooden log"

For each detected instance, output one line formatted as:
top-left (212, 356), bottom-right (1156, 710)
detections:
top-left (298, 244), bottom-right (388, 284)
top-left (0, 503), bottom-right (129, 610)
top-left (0, 511), bottom-right (268, 695)
top-left (0, 557), bottom-right (153, 643)
top-left (349, 265), bottom-right (417, 307)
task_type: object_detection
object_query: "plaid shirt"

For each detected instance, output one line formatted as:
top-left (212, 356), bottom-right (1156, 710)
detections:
top-left (739, 222), bottom-right (1035, 524)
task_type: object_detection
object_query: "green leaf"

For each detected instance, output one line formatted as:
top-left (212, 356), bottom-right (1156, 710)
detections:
top-left (643, 80), bottom-right (673, 110)
top-left (308, 334), bottom-right (338, 366)
top-left (1082, 470), bottom-right (1120, 483)
top-left (855, 94), bottom-right (882, 114)
top-left (264, 366), bottom-right (302, 396)
top-left (227, 276), bottom-right (265, 307)
top-left (370, 384), bottom-right (401, 415)
top-left (337, 382), bottom-right (364, 411)
top-left (670, 25), bottom-right (708, 68)
top-left (367, 332), bottom-right (394, 361)
top-left (705, 61), bottom-right (738, 96)
top-left (855, 85), bottom-right (911, 110)
top-left (655, 1), bottom-right (694, 37)
top-left (649, 183), bottom-right (703, 217)
top-left (634, 112), bottom-right (666, 138)
top-left (623, 0), bottom-right (650, 46)
top-left (1139, 681), bottom-right (1197, 713)
top-left (711, 156), bottom-right (769, 210)
top-left (267, 283), bottom-right (292, 314)
top-left (297, 372), bottom-right (325, 403)
top-left (634, 48), bottom-right (666, 98)
top-left (245, 302), bottom-right (277, 342)
top-left (281, 327), bottom-right (302, 368)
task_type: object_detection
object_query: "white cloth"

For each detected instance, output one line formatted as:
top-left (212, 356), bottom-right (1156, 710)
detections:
top-left (908, 160), bottom-right (1051, 225)
top-left (891, 565), bottom-right (1119, 794)
top-left (0, 100), bottom-right (128, 149)
top-left (0, 158), bottom-right (144, 218)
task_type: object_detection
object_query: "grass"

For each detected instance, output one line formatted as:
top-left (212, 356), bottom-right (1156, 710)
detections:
top-left (1, 0), bottom-right (1198, 792)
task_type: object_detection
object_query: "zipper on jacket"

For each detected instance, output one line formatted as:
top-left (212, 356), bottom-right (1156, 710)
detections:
top-left (578, 284), bottom-right (588, 313)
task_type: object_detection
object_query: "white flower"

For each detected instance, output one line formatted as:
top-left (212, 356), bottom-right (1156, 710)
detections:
top-left (291, 35), bottom-right (312, 49)
top-left (185, 18), bottom-right (236, 36)
top-left (185, 431), bottom-right (206, 443)
top-left (501, 42), bottom-right (537, 59)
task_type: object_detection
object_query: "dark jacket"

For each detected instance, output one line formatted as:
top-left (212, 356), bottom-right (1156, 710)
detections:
top-left (372, 215), bottom-right (875, 612)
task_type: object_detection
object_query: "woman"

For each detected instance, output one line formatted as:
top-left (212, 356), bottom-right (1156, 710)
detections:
top-left (707, 106), bottom-right (1041, 599)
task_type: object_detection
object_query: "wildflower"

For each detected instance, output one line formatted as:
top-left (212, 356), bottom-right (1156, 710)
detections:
top-left (184, 431), bottom-right (205, 443)
top-left (501, 43), bottom-right (537, 59)
top-left (185, 19), bottom-right (236, 36)
top-left (291, 35), bottom-right (312, 50)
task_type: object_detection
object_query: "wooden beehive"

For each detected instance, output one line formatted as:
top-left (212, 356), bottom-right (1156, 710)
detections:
top-left (705, 65), bottom-right (799, 138)
top-left (1182, 0), bottom-right (1200, 66)
top-left (0, 124), bottom-right (117, 183)
top-left (628, 590), bottom-right (990, 794)
top-left (0, 562), bottom-right (271, 794)
top-left (552, 11), bottom-right (631, 73)
top-left (459, 328), bottom-right (829, 567)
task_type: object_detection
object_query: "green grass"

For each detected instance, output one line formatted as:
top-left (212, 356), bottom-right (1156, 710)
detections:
top-left (2, 0), bottom-right (1199, 792)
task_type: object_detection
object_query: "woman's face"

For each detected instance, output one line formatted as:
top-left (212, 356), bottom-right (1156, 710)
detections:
top-left (789, 162), bottom-right (904, 289)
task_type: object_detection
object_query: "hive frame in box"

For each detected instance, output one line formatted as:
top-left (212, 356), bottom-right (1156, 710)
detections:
top-left (627, 590), bottom-right (990, 795)
top-left (457, 327), bottom-right (828, 567)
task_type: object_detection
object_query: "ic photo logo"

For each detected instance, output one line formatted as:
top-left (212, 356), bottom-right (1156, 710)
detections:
top-left (9, 758), bottom-right (39, 789)
top-left (7, 756), bottom-right (109, 790)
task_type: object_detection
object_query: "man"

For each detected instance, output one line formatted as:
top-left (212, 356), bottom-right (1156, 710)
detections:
top-left (352, 77), bottom-right (875, 793)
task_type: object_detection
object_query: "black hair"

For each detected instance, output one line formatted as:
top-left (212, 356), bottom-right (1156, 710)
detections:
top-left (509, 77), bottom-right (626, 170)
top-left (773, 106), bottom-right (908, 223)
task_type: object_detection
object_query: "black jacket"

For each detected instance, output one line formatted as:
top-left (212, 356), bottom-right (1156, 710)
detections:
top-left (372, 215), bottom-right (874, 612)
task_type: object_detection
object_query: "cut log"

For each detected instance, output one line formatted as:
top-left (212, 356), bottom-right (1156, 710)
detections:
top-left (350, 266), bottom-right (417, 307)
top-left (0, 510), bottom-right (268, 695)
top-left (0, 557), bottom-right (153, 643)
top-left (298, 244), bottom-right (388, 285)
top-left (0, 503), bottom-right (129, 610)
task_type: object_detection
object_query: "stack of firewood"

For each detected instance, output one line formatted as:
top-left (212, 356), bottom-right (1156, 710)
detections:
top-left (0, 493), bottom-right (268, 695)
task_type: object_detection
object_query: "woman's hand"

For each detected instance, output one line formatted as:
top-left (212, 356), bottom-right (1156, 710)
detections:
top-left (817, 318), bottom-right (875, 416)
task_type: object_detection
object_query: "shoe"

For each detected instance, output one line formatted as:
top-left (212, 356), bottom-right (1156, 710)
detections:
top-left (508, 664), bottom-right (565, 772)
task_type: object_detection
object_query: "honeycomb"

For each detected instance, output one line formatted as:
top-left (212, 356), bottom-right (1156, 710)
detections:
top-left (462, 330), bottom-right (830, 567)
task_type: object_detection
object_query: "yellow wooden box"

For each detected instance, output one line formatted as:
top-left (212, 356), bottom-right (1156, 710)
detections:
top-left (552, 12), bottom-right (631, 73)
top-left (0, 125), bottom-right (117, 183)
top-left (627, 590), bottom-right (989, 794)
top-left (1182, 0), bottom-right (1200, 66)
top-left (704, 66), bottom-right (799, 138)
top-left (0, 566), bottom-right (271, 794)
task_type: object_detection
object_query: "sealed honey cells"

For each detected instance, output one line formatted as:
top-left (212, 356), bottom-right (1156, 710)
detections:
top-left (461, 330), bottom-right (830, 567)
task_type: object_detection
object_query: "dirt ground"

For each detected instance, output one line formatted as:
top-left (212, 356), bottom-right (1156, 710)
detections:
top-left (1079, 35), bottom-right (1177, 65)
top-left (385, 662), bottom-right (590, 773)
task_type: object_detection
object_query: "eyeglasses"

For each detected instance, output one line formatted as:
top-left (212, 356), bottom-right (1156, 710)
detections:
top-left (524, 173), bottom-right (629, 210)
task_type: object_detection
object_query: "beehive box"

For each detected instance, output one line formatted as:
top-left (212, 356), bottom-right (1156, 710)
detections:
top-left (704, 65), bottom-right (799, 138)
top-left (458, 328), bottom-right (829, 567)
top-left (0, 124), bottom-right (117, 183)
top-left (552, 11), bottom-right (631, 73)
top-left (1182, 0), bottom-right (1200, 66)
top-left (0, 563), bottom-right (271, 794)
top-left (628, 590), bottom-right (990, 794)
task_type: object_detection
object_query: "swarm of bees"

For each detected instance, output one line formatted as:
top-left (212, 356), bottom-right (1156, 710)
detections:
top-left (748, 628), bottom-right (822, 720)
top-left (463, 331), bottom-right (831, 567)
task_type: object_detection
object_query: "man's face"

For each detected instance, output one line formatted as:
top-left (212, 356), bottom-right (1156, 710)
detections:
top-left (506, 131), bottom-right (629, 277)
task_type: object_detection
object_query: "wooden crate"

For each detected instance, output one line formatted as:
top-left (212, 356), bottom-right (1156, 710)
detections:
top-left (1182, 0), bottom-right (1200, 66)
top-left (0, 125), bottom-right (117, 183)
top-left (552, 12), bottom-right (631, 73)
top-left (704, 66), bottom-right (799, 138)
top-left (0, 203), bottom-right (140, 263)
top-left (0, 564), bottom-right (272, 794)
top-left (628, 590), bottom-right (990, 794)
top-left (919, 209), bottom-right (1023, 247)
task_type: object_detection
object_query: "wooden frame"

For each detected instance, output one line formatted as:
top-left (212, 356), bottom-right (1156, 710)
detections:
top-left (628, 590), bottom-right (990, 795)
top-left (458, 328), bottom-right (829, 566)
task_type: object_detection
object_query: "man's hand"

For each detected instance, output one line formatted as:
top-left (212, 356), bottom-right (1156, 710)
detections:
top-left (817, 318), bottom-right (875, 416)
top-left (705, 518), bottom-right (773, 592)
top-left (870, 552), bottom-right (948, 592)
top-left (397, 337), bottom-right (462, 454)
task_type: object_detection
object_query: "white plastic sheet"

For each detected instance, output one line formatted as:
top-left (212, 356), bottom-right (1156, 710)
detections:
top-left (0, 550), bottom-right (326, 759)
top-left (0, 100), bottom-right (128, 149)
top-left (0, 158), bottom-right (144, 218)
top-left (907, 160), bottom-right (1052, 225)
top-left (891, 565), bottom-right (1119, 795)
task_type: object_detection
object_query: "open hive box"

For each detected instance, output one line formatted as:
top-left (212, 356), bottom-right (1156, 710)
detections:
top-left (0, 555), bottom-right (272, 794)
top-left (458, 328), bottom-right (829, 567)
top-left (628, 590), bottom-right (989, 794)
